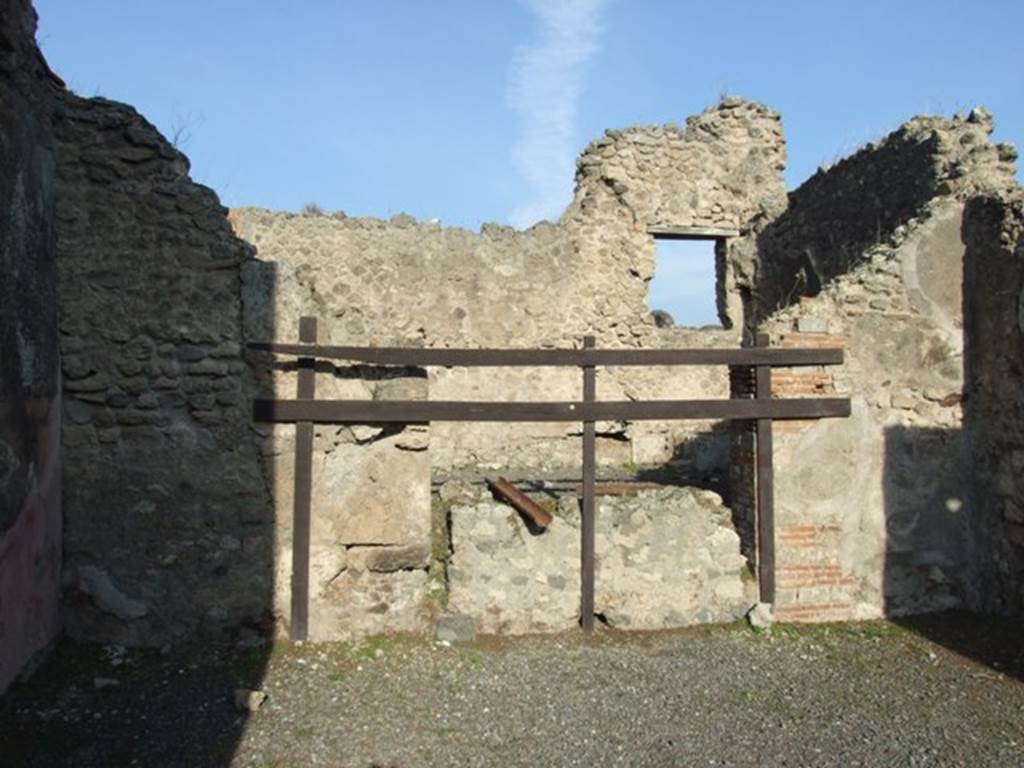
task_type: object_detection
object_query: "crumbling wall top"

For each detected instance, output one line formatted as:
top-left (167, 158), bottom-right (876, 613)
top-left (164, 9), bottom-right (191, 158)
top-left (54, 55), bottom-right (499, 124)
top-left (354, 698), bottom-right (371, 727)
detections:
top-left (571, 97), bottom-right (787, 232)
top-left (751, 107), bottom-right (1018, 320)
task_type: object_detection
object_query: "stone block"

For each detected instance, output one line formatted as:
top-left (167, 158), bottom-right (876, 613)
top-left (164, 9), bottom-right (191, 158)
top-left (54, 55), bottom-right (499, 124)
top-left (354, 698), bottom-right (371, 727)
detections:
top-left (448, 502), bottom-right (580, 634)
top-left (77, 565), bottom-right (147, 621)
top-left (436, 613), bottom-right (476, 643)
top-left (448, 488), bottom-right (750, 633)
top-left (796, 316), bottom-right (828, 334)
top-left (347, 545), bottom-right (430, 573)
top-left (308, 570), bottom-right (430, 642)
top-left (310, 432), bottom-right (431, 548)
top-left (273, 543), bottom-right (347, 614)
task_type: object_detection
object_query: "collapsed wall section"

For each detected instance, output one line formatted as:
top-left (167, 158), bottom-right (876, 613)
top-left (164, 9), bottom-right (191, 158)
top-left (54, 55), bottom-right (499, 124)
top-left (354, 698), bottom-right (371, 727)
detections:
top-left (745, 109), bottom-right (1018, 621)
top-left (0, 0), bottom-right (62, 694)
top-left (963, 192), bottom-right (1024, 613)
top-left (53, 95), bottom-right (272, 646)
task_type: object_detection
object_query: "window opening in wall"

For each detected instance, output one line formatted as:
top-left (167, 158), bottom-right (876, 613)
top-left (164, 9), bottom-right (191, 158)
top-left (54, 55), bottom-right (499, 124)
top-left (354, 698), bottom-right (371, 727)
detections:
top-left (649, 238), bottom-right (722, 328)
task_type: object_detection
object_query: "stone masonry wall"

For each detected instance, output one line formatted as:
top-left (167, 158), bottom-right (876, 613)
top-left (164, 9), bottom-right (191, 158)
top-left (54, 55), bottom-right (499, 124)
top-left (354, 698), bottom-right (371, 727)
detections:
top-left (230, 99), bottom-right (786, 637)
top-left (752, 109), bottom-right (1017, 323)
top-left (446, 484), bottom-right (754, 633)
top-left (233, 98), bottom-right (787, 474)
top-left (53, 94), bottom-right (273, 646)
top-left (0, 0), bottom-right (62, 693)
top-left (962, 192), bottom-right (1024, 613)
top-left (44, 69), bottom-right (1024, 646)
top-left (748, 110), bottom-right (1019, 622)
top-left (571, 96), bottom-right (788, 331)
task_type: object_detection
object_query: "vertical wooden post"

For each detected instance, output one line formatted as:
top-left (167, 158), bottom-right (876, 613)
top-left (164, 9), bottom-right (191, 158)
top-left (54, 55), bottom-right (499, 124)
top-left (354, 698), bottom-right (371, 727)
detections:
top-left (754, 332), bottom-right (775, 604)
top-left (290, 316), bottom-right (317, 641)
top-left (580, 335), bottom-right (597, 632)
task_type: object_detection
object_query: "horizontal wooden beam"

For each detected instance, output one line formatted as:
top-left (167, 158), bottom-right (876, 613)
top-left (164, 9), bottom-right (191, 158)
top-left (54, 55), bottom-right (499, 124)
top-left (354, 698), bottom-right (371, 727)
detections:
top-left (646, 225), bottom-right (741, 240)
top-left (247, 343), bottom-right (843, 368)
top-left (253, 397), bottom-right (851, 424)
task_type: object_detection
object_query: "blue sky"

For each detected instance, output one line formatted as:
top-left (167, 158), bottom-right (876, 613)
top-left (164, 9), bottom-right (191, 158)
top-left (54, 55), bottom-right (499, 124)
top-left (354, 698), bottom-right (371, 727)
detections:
top-left (35, 0), bottom-right (1023, 325)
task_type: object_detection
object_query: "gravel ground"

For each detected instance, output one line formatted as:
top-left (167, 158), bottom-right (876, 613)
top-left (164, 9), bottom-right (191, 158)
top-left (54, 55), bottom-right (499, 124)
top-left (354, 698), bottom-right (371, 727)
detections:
top-left (2, 612), bottom-right (1023, 767)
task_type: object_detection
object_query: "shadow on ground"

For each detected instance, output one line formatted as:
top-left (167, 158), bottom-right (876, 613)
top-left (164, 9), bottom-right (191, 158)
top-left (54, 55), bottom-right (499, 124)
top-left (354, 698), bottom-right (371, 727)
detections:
top-left (2, 614), bottom-right (1022, 767)
top-left (891, 610), bottom-right (1024, 683)
top-left (0, 639), bottom-right (271, 767)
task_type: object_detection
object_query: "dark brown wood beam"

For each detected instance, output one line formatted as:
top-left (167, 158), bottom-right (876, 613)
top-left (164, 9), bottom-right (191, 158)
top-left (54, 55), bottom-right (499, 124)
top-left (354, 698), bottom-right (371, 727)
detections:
top-left (486, 477), bottom-right (554, 529)
top-left (755, 333), bottom-right (776, 605)
top-left (253, 397), bottom-right (851, 425)
top-left (247, 343), bottom-right (843, 369)
top-left (290, 316), bottom-right (317, 642)
top-left (580, 336), bottom-right (597, 633)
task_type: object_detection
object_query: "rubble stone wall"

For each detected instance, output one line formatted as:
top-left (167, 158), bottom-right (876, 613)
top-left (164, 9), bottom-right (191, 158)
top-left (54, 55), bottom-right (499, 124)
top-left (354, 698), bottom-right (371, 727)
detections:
top-left (963, 192), bottom-right (1024, 613)
top-left (446, 485), bottom-right (754, 633)
top-left (230, 99), bottom-right (787, 636)
top-left (751, 109), bottom-right (1018, 323)
top-left (53, 94), bottom-right (273, 646)
top-left (231, 100), bottom-right (787, 484)
top-left (0, 0), bottom-right (62, 694)
top-left (748, 110), bottom-right (1018, 622)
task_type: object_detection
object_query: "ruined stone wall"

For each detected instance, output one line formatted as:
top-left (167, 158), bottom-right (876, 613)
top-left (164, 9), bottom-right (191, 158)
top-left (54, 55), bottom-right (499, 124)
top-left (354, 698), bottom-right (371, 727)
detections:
top-left (229, 99), bottom-right (786, 637)
top-left (0, 0), bottom-right (62, 694)
top-left (963, 192), bottom-right (1024, 613)
top-left (232, 98), bottom-right (787, 473)
top-left (570, 96), bottom-right (787, 331)
top-left (53, 95), bottom-right (273, 646)
top-left (752, 109), bottom-right (1017, 323)
top-left (748, 110), bottom-right (1018, 622)
top-left (45, 66), bottom-right (1024, 645)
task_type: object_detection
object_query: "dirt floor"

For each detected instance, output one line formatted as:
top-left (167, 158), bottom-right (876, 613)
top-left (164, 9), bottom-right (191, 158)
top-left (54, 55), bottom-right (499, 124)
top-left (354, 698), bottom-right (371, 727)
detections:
top-left (1, 612), bottom-right (1023, 767)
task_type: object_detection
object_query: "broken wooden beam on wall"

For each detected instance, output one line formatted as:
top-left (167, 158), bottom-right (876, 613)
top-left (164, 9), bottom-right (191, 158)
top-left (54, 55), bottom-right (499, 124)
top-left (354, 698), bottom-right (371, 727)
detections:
top-left (486, 477), bottom-right (554, 529)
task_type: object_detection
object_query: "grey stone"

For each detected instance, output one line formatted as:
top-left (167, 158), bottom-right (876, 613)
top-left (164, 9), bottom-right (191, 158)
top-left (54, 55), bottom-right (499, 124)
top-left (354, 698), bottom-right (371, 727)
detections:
top-left (307, 569), bottom-right (429, 642)
top-left (186, 359), bottom-right (229, 376)
top-left (448, 488), bottom-right (751, 634)
top-left (796, 316), bottom-right (828, 333)
top-left (311, 434), bottom-right (430, 548)
top-left (436, 613), bottom-right (476, 643)
top-left (234, 689), bottom-right (267, 712)
top-left (746, 602), bottom-right (774, 629)
top-left (176, 344), bottom-right (206, 362)
top-left (439, 479), bottom-right (484, 505)
top-left (65, 399), bottom-right (95, 424)
top-left (77, 565), bottom-right (148, 620)
top-left (650, 309), bottom-right (674, 328)
top-left (347, 545), bottom-right (430, 573)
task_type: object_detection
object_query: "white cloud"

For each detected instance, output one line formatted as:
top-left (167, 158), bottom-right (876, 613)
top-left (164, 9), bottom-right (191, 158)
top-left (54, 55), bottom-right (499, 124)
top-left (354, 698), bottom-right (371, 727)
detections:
top-left (507, 0), bottom-right (609, 229)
